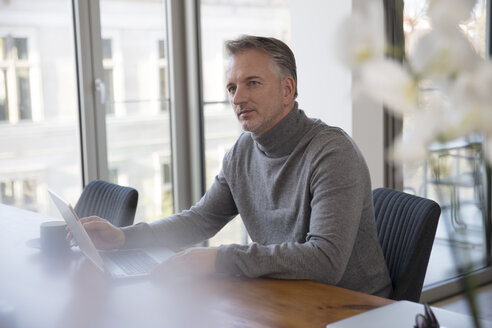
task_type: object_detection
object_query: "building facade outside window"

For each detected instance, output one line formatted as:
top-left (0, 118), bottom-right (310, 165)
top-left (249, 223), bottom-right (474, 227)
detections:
top-left (100, 0), bottom-right (174, 221)
top-left (0, 35), bottom-right (32, 122)
top-left (0, 178), bottom-right (37, 211)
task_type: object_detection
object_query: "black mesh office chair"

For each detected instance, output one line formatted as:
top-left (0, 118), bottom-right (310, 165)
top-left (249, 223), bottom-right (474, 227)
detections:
top-left (74, 180), bottom-right (138, 227)
top-left (373, 188), bottom-right (441, 302)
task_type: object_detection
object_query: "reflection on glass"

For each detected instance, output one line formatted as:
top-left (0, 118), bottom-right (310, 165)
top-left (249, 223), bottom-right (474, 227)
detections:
top-left (100, 0), bottom-right (173, 221)
top-left (403, 0), bottom-right (488, 287)
top-left (200, 0), bottom-right (291, 246)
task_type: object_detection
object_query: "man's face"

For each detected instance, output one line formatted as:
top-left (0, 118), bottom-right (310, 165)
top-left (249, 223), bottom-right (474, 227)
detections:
top-left (225, 49), bottom-right (294, 136)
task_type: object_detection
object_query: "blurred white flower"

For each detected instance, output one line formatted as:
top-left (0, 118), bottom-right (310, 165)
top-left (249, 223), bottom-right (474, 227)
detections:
top-left (409, 28), bottom-right (480, 80)
top-left (356, 59), bottom-right (418, 116)
top-left (392, 93), bottom-right (450, 163)
top-left (336, 1), bottom-right (384, 69)
top-left (451, 61), bottom-right (492, 134)
top-left (341, 2), bottom-right (490, 322)
top-left (428, 0), bottom-right (477, 29)
top-left (337, 0), bottom-right (492, 165)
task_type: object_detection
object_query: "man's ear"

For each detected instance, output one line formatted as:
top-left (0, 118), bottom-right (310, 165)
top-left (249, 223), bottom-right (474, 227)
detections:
top-left (281, 76), bottom-right (296, 104)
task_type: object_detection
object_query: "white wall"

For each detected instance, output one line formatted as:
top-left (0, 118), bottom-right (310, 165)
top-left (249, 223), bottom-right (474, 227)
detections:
top-left (290, 0), bottom-right (351, 133)
top-left (290, 0), bottom-right (384, 187)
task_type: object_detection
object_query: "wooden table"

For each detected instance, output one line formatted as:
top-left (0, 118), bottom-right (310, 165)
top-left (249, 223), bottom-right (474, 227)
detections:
top-left (0, 204), bottom-right (392, 328)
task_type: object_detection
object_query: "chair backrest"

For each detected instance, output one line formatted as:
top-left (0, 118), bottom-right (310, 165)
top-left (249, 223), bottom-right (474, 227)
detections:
top-left (74, 180), bottom-right (138, 227)
top-left (372, 188), bottom-right (441, 302)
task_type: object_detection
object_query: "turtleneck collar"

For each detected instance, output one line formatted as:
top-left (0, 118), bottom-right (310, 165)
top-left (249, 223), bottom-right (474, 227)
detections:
top-left (252, 102), bottom-right (310, 158)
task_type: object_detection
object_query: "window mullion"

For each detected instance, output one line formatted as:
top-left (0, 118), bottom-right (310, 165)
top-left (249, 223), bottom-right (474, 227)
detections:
top-left (72, 0), bottom-right (108, 186)
top-left (166, 0), bottom-right (204, 212)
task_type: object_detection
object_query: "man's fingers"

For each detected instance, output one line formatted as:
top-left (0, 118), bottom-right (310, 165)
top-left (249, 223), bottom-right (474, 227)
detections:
top-left (65, 216), bottom-right (104, 246)
top-left (64, 216), bottom-right (123, 250)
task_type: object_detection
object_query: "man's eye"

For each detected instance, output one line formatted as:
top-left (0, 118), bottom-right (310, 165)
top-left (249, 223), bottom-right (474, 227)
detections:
top-left (248, 81), bottom-right (259, 86)
top-left (227, 86), bottom-right (236, 93)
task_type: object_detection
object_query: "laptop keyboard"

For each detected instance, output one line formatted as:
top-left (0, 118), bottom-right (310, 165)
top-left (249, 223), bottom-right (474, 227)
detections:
top-left (103, 249), bottom-right (159, 275)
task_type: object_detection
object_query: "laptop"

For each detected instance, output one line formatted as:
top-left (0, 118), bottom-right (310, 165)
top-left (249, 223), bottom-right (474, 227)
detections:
top-left (48, 188), bottom-right (174, 279)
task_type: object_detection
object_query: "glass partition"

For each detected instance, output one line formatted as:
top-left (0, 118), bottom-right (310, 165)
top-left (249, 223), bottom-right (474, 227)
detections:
top-left (402, 0), bottom-right (489, 286)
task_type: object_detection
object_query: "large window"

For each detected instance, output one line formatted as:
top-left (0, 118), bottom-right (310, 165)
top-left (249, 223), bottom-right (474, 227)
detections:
top-left (200, 0), bottom-right (291, 246)
top-left (0, 1), bottom-right (83, 215)
top-left (0, 0), bottom-right (291, 244)
top-left (0, 0), bottom-right (175, 221)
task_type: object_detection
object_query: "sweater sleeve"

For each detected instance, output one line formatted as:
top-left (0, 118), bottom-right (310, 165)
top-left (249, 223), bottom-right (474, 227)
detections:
top-left (122, 168), bottom-right (239, 249)
top-left (215, 133), bottom-right (371, 286)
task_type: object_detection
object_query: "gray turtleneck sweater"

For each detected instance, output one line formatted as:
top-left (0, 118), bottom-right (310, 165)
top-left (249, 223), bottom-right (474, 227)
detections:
top-left (123, 104), bottom-right (392, 297)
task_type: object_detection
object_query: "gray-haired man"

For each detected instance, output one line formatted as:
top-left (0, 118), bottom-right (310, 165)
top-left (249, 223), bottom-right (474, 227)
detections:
top-left (78, 35), bottom-right (392, 297)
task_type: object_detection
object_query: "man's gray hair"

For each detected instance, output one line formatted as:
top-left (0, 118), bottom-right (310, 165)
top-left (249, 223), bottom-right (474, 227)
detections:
top-left (225, 35), bottom-right (298, 99)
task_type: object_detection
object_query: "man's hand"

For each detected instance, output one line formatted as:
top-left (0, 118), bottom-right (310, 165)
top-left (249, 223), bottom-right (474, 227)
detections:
top-left (67, 216), bottom-right (125, 250)
top-left (152, 247), bottom-right (217, 278)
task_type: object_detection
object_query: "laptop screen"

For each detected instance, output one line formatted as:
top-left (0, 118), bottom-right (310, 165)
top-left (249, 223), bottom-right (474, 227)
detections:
top-left (48, 189), bottom-right (106, 272)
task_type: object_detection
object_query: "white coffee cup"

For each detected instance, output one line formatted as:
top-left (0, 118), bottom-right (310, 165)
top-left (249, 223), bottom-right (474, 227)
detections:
top-left (40, 221), bottom-right (69, 253)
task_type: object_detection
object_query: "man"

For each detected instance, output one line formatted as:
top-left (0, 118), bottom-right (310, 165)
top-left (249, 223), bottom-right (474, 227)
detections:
top-left (79, 35), bottom-right (392, 297)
